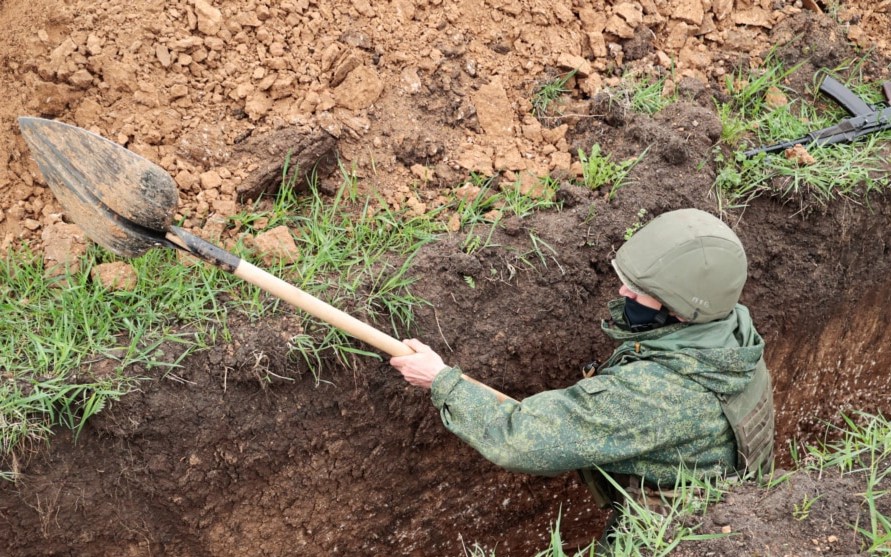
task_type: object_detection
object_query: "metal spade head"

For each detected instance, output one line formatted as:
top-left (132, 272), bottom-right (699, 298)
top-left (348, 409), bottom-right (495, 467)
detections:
top-left (17, 117), bottom-right (180, 257)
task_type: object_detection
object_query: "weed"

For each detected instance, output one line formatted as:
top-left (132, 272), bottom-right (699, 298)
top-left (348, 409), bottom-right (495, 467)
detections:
top-left (757, 466), bottom-right (794, 490)
top-left (717, 102), bottom-right (750, 145)
top-left (499, 176), bottom-right (561, 217)
top-left (576, 144), bottom-right (646, 200)
top-left (462, 233), bottom-right (485, 255)
top-left (462, 540), bottom-right (499, 557)
top-left (0, 243), bottom-right (232, 468)
top-left (722, 57), bottom-right (802, 116)
top-left (597, 69), bottom-right (676, 116)
top-left (792, 493), bottom-right (822, 521)
top-left (453, 176), bottom-right (502, 228)
top-left (626, 72), bottom-right (676, 115)
top-left (270, 169), bottom-right (439, 374)
top-left (624, 208), bottom-right (648, 240)
top-left (528, 234), bottom-right (564, 274)
top-left (531, 69), bottom-right (577, 119)
top-left (531, 509), bottom-right (597, 557)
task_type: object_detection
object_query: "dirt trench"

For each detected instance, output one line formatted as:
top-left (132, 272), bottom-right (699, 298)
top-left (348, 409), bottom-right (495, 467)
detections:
top-left (2, 1), bottom-right (891, 555)
top-left (2, 95), bottom-right (891, 555)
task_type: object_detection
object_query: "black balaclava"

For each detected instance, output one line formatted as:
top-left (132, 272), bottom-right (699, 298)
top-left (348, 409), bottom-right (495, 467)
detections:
top-left (622, 297), bottom-right (677, 332)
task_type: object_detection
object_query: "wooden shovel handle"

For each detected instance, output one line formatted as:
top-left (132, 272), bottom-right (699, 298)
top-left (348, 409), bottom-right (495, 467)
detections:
top-left (235, 261), bottom-right (516, 402)
top-left (234, 259), bottom-right (412, 356)
top-left (166, 228), bottom-right (516, 403)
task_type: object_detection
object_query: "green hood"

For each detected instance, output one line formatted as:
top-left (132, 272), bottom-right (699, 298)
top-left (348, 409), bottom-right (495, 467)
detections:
top-left (600, 298), bottom-right (764, 397)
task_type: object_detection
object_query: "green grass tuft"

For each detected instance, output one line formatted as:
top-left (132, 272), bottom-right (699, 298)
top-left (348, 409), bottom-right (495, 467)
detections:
top-left (802, 412), bottom-right (890, 553)
top-left (576, 144), bottom-right (647, 200)
top-left (532, 70), bottom-right (578, 119)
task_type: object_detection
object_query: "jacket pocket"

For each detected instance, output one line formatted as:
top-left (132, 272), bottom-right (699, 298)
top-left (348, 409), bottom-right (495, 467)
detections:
top-left (577, 377), bottom-right (609, 396)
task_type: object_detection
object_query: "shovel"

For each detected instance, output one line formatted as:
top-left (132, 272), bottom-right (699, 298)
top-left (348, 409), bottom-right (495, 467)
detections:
top-left (18, 117), bottom-right (514, 403)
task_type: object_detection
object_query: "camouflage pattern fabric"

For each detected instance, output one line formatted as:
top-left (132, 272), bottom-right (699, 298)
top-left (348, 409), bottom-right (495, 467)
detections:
top-left (430, 298), bottom-right (766, 486)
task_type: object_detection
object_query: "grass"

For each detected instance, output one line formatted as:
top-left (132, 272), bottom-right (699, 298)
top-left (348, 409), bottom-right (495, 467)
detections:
top-left (615, 71), bottom-right (677, 115)
top-left (528, 68), bottom-right (661, 201)
top-left (605, 414), bottom-right (890, 554)
top-left (451, 173), bottom-right (561, 257)
top-left (603, 470), bottom-right (730, 556)
top-left (0, 244), bottom-right (234, 471)
top-left (610, 413), bottom-right (890, 555)
top-left (801, 412), bottom-right (891, 553)
top-left (532, 66), bottom-right (673, 122)
top-left (462, 510), bottom-right (599, 557)
top-left (462, 466), bottom-right (731, 557)
top-left (714, 56), bottom-right (891, 209)
top-left (271, 163), bottom-right (438, 338)
top-left (531, 511), bottom-right (596, 557)
top-left (576, 143), bottom-right (647, 200)
top-left (715, 135), bottom-right (887, 210)
top-left (532, 70), bottom-right (578, 119)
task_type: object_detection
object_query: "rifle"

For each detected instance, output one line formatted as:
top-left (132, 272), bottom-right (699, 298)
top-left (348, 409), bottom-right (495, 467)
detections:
top-left (743, 75), bottom-right (891, 158)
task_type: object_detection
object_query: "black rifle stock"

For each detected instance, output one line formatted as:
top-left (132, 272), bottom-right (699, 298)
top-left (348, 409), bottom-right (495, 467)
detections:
top-left (743, 75), bottom-right (891, 158)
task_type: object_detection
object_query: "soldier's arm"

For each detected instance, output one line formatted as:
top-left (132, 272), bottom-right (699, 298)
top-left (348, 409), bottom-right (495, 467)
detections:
top-left (430, 367), bottom-right (667, 475)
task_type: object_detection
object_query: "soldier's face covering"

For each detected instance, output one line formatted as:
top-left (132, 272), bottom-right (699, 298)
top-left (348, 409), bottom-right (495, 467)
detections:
top-left (622, 297), bottom-right (680, 331)
top-left (617, 283), bottom-right (679, 331)
top-left (623, 297), bottom-right (663, 327)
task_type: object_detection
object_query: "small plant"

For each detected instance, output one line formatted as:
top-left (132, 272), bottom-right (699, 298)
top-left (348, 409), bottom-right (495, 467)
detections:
top-left (499, 176), bottom-right (561, 217)
top-left (462, 541), bottom-right (497, 557)
top-left (577, 144), bottom-right (645, 200)
top-left (528, 233), bottom-right (564, 273)
top-left (717, 102), bottom-right (750, 145)
top-left (462, 233), bottom-right (484, 254)
top-left (0, 241), bottom-right (242, 472)
top-left (598, 70), bottom-right (676, 117)
top-left (626, 72), bottom-right (676, 115)
top-left (624, 208), bottom-right (648, 240)
top-left (229, 152), bottom-right (306, 233)
top-left (757, 466), bottom-right (795, 490)
top-left (453, 175), bottom-right (501, 229)
top-left (531, 509), bottom-right (597, 557)
top-left (722, 57), bottom-right (802, 117)
top-left (532, 69), bottom-right (577, 119)
top-left (792, 493), bottom-right (822, 521)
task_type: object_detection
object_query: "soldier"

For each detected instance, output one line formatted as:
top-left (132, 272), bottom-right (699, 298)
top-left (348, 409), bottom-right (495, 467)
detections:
top-left (390, 208), bottom-right (774, 540)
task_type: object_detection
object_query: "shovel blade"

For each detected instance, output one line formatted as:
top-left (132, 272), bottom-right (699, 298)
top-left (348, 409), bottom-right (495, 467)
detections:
top-left (18, 117), bottom-right (179, 257)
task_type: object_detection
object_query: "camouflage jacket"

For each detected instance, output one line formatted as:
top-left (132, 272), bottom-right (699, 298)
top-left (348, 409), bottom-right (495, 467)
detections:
top-left (430, 299), bottom-right (766, 486)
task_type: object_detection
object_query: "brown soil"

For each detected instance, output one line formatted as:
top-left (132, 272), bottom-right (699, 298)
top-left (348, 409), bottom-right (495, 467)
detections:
top-left (2, 1), bottom-right (891, 556)
top-left (673, 469), bottom-right (891, 557)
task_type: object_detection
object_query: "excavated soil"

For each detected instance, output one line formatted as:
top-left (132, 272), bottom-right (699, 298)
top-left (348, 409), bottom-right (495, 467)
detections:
top-left (2, 1), bottom-right (891, 556)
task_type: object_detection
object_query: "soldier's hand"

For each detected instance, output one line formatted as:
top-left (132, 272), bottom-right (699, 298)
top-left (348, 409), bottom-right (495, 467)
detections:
top-left (390, 339), bottom-right (448, 389)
